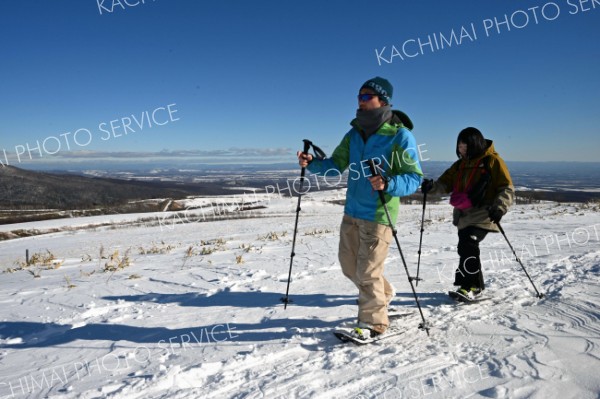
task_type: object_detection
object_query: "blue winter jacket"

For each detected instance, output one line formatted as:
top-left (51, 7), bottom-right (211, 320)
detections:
top-left (307, 111), bottom-right (423, 225)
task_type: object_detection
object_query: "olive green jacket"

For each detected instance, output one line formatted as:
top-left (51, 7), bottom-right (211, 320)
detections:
top-left (430, 140), bottom-right (514, 232)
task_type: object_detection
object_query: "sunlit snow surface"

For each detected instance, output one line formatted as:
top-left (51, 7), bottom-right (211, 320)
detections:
top-left (0, 190), bottom-right (599, 399)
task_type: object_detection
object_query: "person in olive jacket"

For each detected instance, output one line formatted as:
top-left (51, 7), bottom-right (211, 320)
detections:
top-left (422, 127), bottom-right (514, 300)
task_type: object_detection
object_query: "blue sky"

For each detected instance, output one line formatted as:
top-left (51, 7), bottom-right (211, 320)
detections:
top-left (1, 0), bottom-right (599, 167)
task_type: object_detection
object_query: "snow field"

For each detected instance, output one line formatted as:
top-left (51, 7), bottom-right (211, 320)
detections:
top-left (0, 192), bottom-right (598, 398)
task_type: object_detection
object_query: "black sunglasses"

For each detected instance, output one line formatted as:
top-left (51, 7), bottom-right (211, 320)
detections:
top-left (358, 93), bottom-right (378, 102)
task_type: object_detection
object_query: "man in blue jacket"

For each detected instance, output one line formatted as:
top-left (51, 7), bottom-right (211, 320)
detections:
top-left (297, 77), bottom-right (423, 338)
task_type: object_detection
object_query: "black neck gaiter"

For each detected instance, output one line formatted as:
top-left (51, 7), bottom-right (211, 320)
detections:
top-left (356, 105), bottom-right (392, 140)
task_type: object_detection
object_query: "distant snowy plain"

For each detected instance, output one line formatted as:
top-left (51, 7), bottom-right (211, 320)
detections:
top-left (0, 190), bottom-right (599, 398)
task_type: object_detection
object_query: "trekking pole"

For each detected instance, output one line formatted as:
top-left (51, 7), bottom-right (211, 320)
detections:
top-left (368, 160), bottom-right (430, 336)
top-left (281, 139), bottom-right (312, 309)
top-left (415, 190), bottom-right (427, 287)
top-left (496, 222), bottom-right (545, 299)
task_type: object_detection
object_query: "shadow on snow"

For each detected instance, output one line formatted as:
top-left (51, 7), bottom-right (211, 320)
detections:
top-left (0, 291), bottom-right (444, 349)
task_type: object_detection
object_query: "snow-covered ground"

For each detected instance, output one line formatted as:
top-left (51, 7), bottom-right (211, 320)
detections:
top-left (0, 190), bottom-right (599, 398)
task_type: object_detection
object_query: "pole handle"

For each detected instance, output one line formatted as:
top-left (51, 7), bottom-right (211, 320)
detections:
top-left (367, 159), bottom-right (388, 206)
top-left (302, 139), bottom-right (311, 155)
top-left (367, 159), bottom-right (379, 177)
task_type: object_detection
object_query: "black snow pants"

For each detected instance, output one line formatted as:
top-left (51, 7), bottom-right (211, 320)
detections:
top-left (454, 226), bottom-right (489, 290)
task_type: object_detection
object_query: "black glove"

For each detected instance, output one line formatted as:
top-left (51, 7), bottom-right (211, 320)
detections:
top-left (488, 206), bottom-right (504, 224)
top-left (421, 179), bottom-right (434, 194)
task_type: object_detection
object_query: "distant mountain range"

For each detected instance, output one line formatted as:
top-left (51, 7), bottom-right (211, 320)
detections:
top-left (2, 162), bottom-right (599, 225)
top-left (0, 165), bottom-right (251, 224)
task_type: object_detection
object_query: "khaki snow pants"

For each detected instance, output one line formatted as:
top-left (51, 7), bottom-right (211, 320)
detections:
top-left (338, 214), bottom-right (394, 328)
